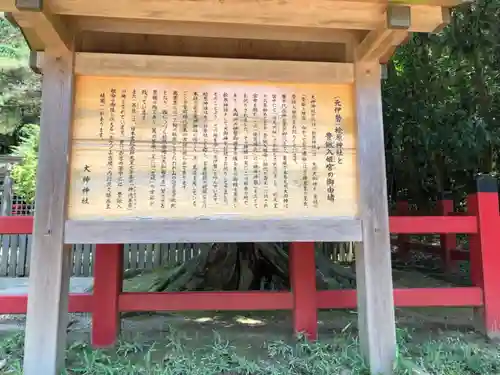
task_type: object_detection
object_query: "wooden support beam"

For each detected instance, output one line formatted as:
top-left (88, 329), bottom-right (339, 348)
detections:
top-left (75, 17), bottom-right (363, 44)
top-left (29, 51), bottom-right (43, 73)
top-left (10, 0), bottom-right (73, 52)
top-left (354, 61), bottom-right (397, 374)
top-left (355, 5), bottom-right (410, 62)
top-left (22, 46), bottom-right (75, 375)
top-left (42, 0), bottom-right (447, 33)
top-left (74, 53), bottom-right (355, 84)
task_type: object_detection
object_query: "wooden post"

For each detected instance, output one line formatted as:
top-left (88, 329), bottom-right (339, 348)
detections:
top-left (289, 242), bottom-right (317, 340)
top-left (23, 47), bottom-right (75, 375)
top-left (353, 61), bottom-right (396, 374)
top-left (438, 191), bottom-right (456, 274)
top-left (467, 174), bottom-right (500, 340)
top-left (1, 170), bottom-right (13, 216)
top-left (92, 244), bottom-right (123, 347)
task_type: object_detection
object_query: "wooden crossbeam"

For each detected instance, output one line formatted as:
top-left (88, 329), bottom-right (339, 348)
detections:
top-left (8, 0), bottom-right (73, 53)
top-left (355, 5), bottom-right (411, 62)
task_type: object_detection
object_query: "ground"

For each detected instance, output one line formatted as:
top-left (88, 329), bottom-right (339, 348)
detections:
top-left (0, 266), bottom-right (499, 374)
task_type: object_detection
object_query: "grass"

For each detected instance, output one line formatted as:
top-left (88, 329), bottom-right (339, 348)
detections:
top-left (0, 325), bottom-right (500, 375)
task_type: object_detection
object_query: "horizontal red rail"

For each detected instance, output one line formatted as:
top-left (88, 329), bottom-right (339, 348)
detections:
top-left (119, 291), bottom-right (293, 312)
top-left (0, 216), bottom-right (34, 235)
top-left (0, 288), bottom-right (482, 314)
top-left (389, 216), bottom-right (477, 234)
top-left (317, 287), bottom-right (483, 308)
top-left (0, 293), bottom-right (93, 314)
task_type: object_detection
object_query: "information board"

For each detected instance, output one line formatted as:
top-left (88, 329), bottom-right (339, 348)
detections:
top-left (68, 76), bottom-right (357, 220)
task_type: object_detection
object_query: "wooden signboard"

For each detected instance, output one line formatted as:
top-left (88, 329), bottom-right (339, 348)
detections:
top-left (66, 76), bottom-right (359, 243)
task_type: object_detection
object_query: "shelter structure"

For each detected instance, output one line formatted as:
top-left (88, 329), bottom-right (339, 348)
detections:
top-left (0, 0), bottom-right (464, 374)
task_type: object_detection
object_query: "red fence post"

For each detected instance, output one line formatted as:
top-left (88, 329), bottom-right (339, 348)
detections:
top-left (438, 191), bottom-right (456, 274)
top-left (289, 242), bottom-right (317, 340)
top-left (467, 174), bottom-right (500, 339)
top-left (91, 244), bottom-right (123, 347)
top-left (396, 200), bottom-right (410, 261)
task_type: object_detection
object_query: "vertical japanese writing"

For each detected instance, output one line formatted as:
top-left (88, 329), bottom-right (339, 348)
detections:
top-left (311, 95), bottom-right (318, 208)
top-left (202, 92), bottom-right (209, 208)
top-left (182, 91), bottom-right (188, 190)
top-left (106, 88), bottom-right (116, 210)
top-left (81, 164), bottom-right (91, 205)
top-left (281, 94), bottom-right (289, 209)
top-left (192, 91), bottom-right (199, 207)
top-left (301, 95), bottom-right (308, 208)
top-left (252, 93), bottom-right (259, 209)
top-left (99, 92), bottom-right (105, 139)
top-left (149, 89), bottom-right (158, 207)
top-left (160, 90), bottom-right (168, 209)
top-left (117, 89), bottom-right (126, 209)
top-left (291, 94), bottom-right (297, 163)
top-left (212, 92), bottom-right (219, 204)
top-left (325, 131), bottom-right (336, 202)
top-left (334, 97), bottom-right (344, 165)
top-left (171, 90), bottom-right (178, 208)
top-left (262, 94), bottom-right (269, 208)
top-left (232, 93), bottom-right (239, 207)
top-left (271, 94), bottom-right (278, 209)
top-left (223, 92), bottom-right (229, 205)
top-left (128, 89), bottom-right (137, 210)
top-left (243, 93), bottom-right (249, 206)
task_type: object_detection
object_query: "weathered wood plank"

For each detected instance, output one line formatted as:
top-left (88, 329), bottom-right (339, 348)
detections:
top-left (8, 235), bottom-right (19, 277)
top-left (130, 243), bottom-right (138, 270)
top-left (65, 218), bottom-right (362, 244)
top-left (145, 244), bottom-right (154, 269)
top-left (0, 235), bottom-right (10, 276)
top-left (137, 244), bottom-right (146, 269)
top-left (153, 243), bottom-right (161, 268)
top-left (17, 234), bottom-right (28, 276)
top-left (123, 244), bottom-right (130, 269)
top-left (25, 234), bottom-right (32, 274)
top-left (23, 47), bottom-right (76, 375)
top-left (74, 53), bottom-right (355, 83)
top-left (81, 244), bottom-right (92, 276)
top-left (73, 245), bottom-right (83, 276)
top-left (353, 60), bottom-right (396, 375)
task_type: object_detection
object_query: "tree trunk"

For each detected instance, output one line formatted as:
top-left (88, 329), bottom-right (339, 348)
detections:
top-left (147, 242), bottom-right (356, 293)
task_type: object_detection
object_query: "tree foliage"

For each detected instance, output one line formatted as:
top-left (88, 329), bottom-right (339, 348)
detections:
top-left (383, 0), bottom-right (500, 208)
top-left (10, 123), bottom-right (39, 203)
top-left (0, 14), bottom-right (41, 155)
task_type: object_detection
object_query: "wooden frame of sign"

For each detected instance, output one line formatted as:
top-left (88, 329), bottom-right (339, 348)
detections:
top-left (2, 0), bottom-right (459, 374)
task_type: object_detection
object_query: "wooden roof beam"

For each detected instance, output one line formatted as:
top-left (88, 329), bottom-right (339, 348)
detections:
top-left (355, 5), bottom-right (450, 62)
top-left (8, 0), bottom-right (74, 53)
top-left (355, 5), bottom-right (411, 62)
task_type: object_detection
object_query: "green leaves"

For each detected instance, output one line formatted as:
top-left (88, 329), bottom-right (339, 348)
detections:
top-left (10, 124), bottom-right (39, 203)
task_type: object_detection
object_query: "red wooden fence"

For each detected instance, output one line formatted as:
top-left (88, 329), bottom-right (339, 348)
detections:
top-left (0, 175), bottom-right (499, 345)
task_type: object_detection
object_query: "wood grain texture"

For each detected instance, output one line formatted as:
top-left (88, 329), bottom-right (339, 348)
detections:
top-left (64, 217), bottom-right (362, 243)
top-left (23, 49), bottom-right (75, 375)
top-left (353, 61), bottom-right (396, 375)
top-left (78, 33), bottom-right (348, 63)
top-left (68, 76), bottom-right (358, 223)
top-left (74, 53), bottom-right (354, 83)
top-left (42, 1), bottom-right (449, 33)
top-left (75, 18), bottom-right (363, 44)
